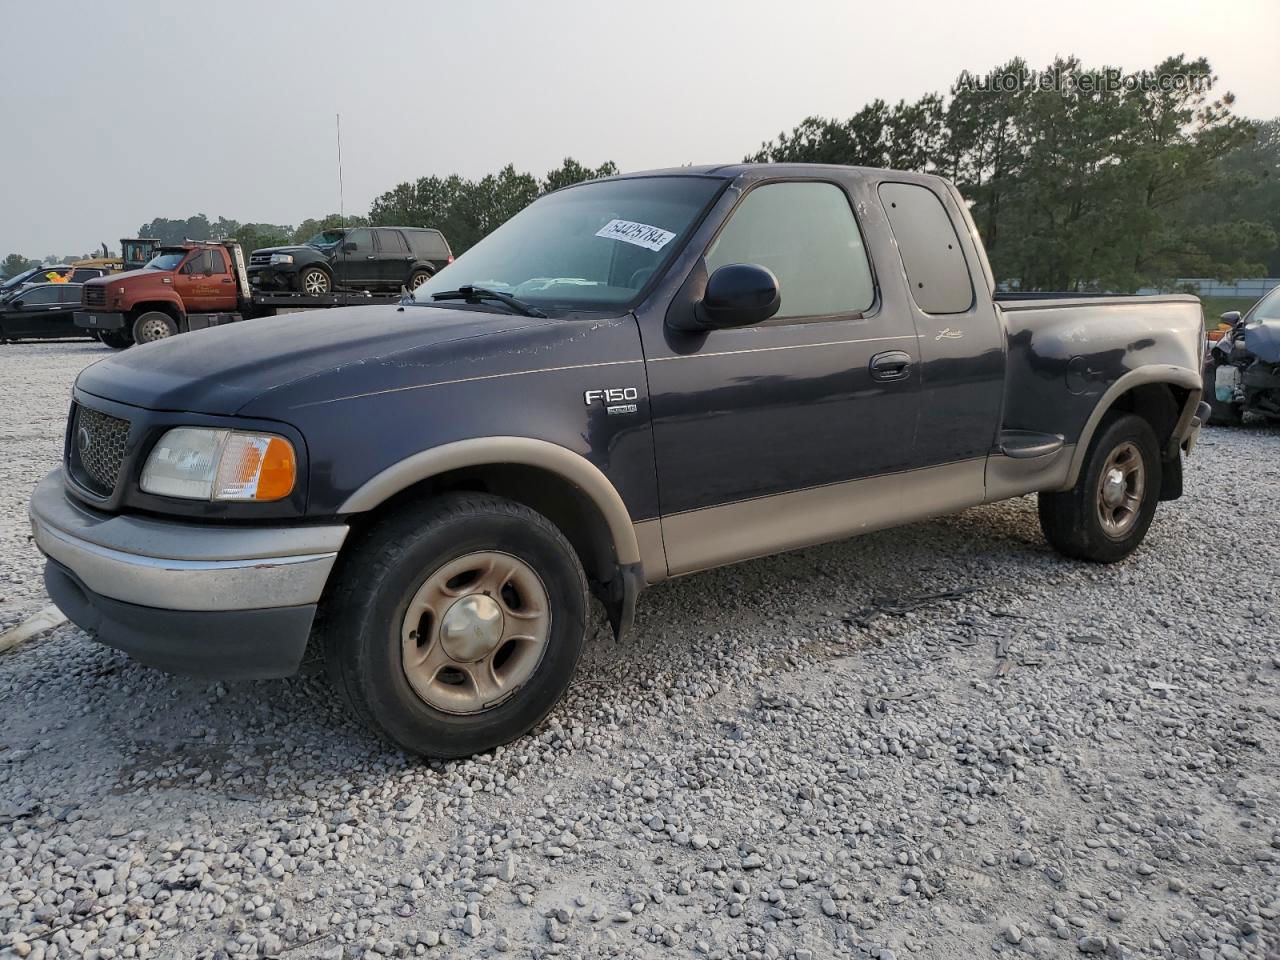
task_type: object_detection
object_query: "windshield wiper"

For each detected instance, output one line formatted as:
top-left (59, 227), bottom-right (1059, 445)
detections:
top-left (430, 285), bottom-right (547, 318)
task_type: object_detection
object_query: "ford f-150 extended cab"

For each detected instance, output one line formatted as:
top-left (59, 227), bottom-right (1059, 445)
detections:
top-left (30, 164), bottom-right (1210, 757)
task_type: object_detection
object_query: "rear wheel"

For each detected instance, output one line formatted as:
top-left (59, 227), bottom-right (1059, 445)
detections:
top-left (1038, 412), bottom-right (1162, 563)
top-left (132, 311), bottom-right (177, 344)
top-left (97, 330), bottom-right (132, 350)
top-left (322, 493), bottom-right (589, 758)
top-left (408, 269), bottom-right (433, 291)
top-left (298, 267), bottom-right (331, 295)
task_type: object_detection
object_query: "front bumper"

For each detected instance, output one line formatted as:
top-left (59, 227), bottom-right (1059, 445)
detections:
top-left (246, 267), bottom-right (295, 291)
top-left (29, 469), bottom-right (348, 678)
top-left (74, 310), bottom-right (126, 331)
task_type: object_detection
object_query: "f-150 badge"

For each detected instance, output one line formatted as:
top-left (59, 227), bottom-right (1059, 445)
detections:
top-left (585, 387), bottom-right (639, 415)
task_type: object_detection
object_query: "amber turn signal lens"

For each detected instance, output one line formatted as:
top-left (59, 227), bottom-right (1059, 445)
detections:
top-left (256, 436), bottom-right (297, 500)
top-left (213, 433), bottom-right (296, 501)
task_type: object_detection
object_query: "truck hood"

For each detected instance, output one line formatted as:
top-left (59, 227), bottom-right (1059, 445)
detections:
top-left (74, 304), bottom-right (552, 416)
top-left (84, 267), bottom-right (170, 288)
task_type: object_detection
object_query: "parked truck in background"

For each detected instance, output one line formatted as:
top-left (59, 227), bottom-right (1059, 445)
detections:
top-left (76, 240), bottom-right (402, 347)
top-left (34, 163), bottom-right (1209, 758)
top-left (248, 226), bottom-right (453, 295)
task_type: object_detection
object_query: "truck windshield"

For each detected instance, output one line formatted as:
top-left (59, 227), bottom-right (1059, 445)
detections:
top-left (1250, 286), bottom-right (1280, 322)
top-left (146, 252), bottom-right (187, 271)
top-left (411, 176), bottom-right (724, 312)
top-left (307, 231), bottom-right (345, 248)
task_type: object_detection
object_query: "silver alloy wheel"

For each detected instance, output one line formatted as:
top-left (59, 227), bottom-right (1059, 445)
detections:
top-left (135, 315), bottom-right (173, 342)
top-left (301, 269), bottom-right (330, 295)
top-left (400, 551), bottom-right (551, 715)
top-left (1096, 440), bottom-right (1145, 538)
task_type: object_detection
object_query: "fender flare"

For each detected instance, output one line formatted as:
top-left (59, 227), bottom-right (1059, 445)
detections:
top-left (126, 295), bottom-right (186, 319)
top-left (1062, 366), bottom-right (1203, 488)
top-left (337, 436), bottom-right (642, 566)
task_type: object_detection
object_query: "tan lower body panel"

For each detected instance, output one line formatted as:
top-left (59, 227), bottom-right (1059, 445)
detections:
top-left (983, 445), bottom-right (1075, 503)
top-left (660, 458), bottom-right (988, 577)
top-left (632, 518), bottom-right (668, 584)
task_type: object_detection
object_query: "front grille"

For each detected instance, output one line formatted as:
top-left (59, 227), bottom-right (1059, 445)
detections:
top-left (69, 404), bottom-right (130, 495)
top-left (82, 285), bottom-right (106, 307)
top-left (249, 253), bottom-right (272, 267)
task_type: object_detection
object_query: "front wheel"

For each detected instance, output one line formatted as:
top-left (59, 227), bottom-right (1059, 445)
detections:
top-left (132, 311), bottom-right (177, 343)
top-left (1038, 412), bottom-right (1162, 563)
top-left (298, 267), bottom-right (332, 295)
top-left (97, 330), bottom-right (132, 350)
top-left (322, 493), bottom-right (589, 758)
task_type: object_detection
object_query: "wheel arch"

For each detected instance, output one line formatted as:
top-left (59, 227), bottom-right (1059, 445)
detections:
top-left (127, 297), bottom-right (185, 321)
top-left (338, 438), bottom-right (647, 583)
top-left (1062, 367), bottom-right (1203, 488)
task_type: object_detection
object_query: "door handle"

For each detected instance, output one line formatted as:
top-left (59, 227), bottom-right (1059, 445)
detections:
top-left (221, 278), bottom-right (234, 283)
top-left (367, 255), bottom-right (377, 259)
top-left (869, 350), bottom-right (912, 381)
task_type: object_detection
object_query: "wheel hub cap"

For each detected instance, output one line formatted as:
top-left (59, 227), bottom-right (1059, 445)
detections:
top-left (440, 594), bottom-right (504, 662)
top-left (1096, 441), bottom-right (1145, 539)
top-left (1101, 468), bottom-right (1126, 508)
top-left (399, 551), bottom-right (551, 715)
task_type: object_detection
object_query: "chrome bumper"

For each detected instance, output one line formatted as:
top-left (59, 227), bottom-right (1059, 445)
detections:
top-left (29, 469), bottom-right (347, 612)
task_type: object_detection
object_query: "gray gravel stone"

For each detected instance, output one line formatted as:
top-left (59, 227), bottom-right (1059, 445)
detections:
top-left (0, 344), bottom-right (1277, 960)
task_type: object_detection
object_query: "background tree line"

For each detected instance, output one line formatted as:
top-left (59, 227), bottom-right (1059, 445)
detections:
top-left (748, 55), bottom-right (1278, 291)
top-left (5, 55), bottom-right (1276, 293)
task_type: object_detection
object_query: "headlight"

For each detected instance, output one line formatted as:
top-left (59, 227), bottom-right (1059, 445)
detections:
top-left (140, 427), bottom-right (296, 501)
top-left (269, 253), bottom-right (294, 265)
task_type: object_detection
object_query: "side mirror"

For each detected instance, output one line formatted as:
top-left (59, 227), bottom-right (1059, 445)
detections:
top-left (10, 300), bottom-right (23, 310)
top-left (1220, 310), bottom-right (1242, 324)
top-left (694, 263), bottom-right (781, 329)
top-left (342, 242), bottom-right (357, 253)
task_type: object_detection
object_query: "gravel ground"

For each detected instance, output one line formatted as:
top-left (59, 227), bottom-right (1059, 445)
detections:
top-left (2, 340), bottom-right (1278, 960)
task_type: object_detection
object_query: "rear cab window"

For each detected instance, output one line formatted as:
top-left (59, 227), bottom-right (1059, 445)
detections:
top-left (878, 182), bottom-right (973, 314)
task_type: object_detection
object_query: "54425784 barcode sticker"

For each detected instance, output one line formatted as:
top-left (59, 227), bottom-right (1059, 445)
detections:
top-left (594, 219), bottom-right (677, 252)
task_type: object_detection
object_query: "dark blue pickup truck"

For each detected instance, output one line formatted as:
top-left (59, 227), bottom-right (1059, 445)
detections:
top-left (30, 164), bottom-right (1209, 757)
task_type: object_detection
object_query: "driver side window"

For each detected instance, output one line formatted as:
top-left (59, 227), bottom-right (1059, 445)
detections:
top-left (706, 181), bottom-right (875, 321)
top-left (182, 251), bottom-right (210, 275)
top-left (344, 229), bottom-right (372, 252)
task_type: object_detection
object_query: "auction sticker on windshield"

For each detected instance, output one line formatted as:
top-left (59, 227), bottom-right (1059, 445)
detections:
top-left (595, 219), bottom-right (676, 252)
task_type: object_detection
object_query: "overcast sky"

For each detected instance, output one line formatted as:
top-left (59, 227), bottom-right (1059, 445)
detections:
top-left (2, 0), bottom-right (1276, 258)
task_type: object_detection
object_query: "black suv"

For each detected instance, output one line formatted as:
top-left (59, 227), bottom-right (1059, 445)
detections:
top-left (248, 227), bottom-right (452, 295)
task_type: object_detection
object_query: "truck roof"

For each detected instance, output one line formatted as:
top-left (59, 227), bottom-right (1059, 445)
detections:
top-left (600, 162), bottom-right (949, 188)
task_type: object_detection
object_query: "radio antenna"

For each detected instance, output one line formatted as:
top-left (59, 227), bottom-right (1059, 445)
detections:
top-left (336, 113), bottom-right (345, 229)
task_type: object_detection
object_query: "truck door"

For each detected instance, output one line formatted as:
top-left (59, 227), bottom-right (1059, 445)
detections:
top-left (641, 178), bottom-right (922, 575)
top-left (374, 229), bottom-right (414, 288)
top-left (877, 182), bottom-right (1004, 473)
top-left (335, 228), bottom-right (377, 289)
top-left (173, 250), bottom-right (217, 311)
top-left (205, 247), bottom-right (238, 311)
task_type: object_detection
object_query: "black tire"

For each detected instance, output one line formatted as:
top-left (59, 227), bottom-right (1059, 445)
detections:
top-left (297, 266), bottom-right (332, 295)
top-left (97, 329), bottom-right (132, 350)
top-left (1038, 412), bottom-right (1162, 563)
top-left (322, 493), bottom-right (590, 758)
top-left (407, 268), bottom-right (433, 291)
top-left (131, 311), bottom-right (177, 343)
